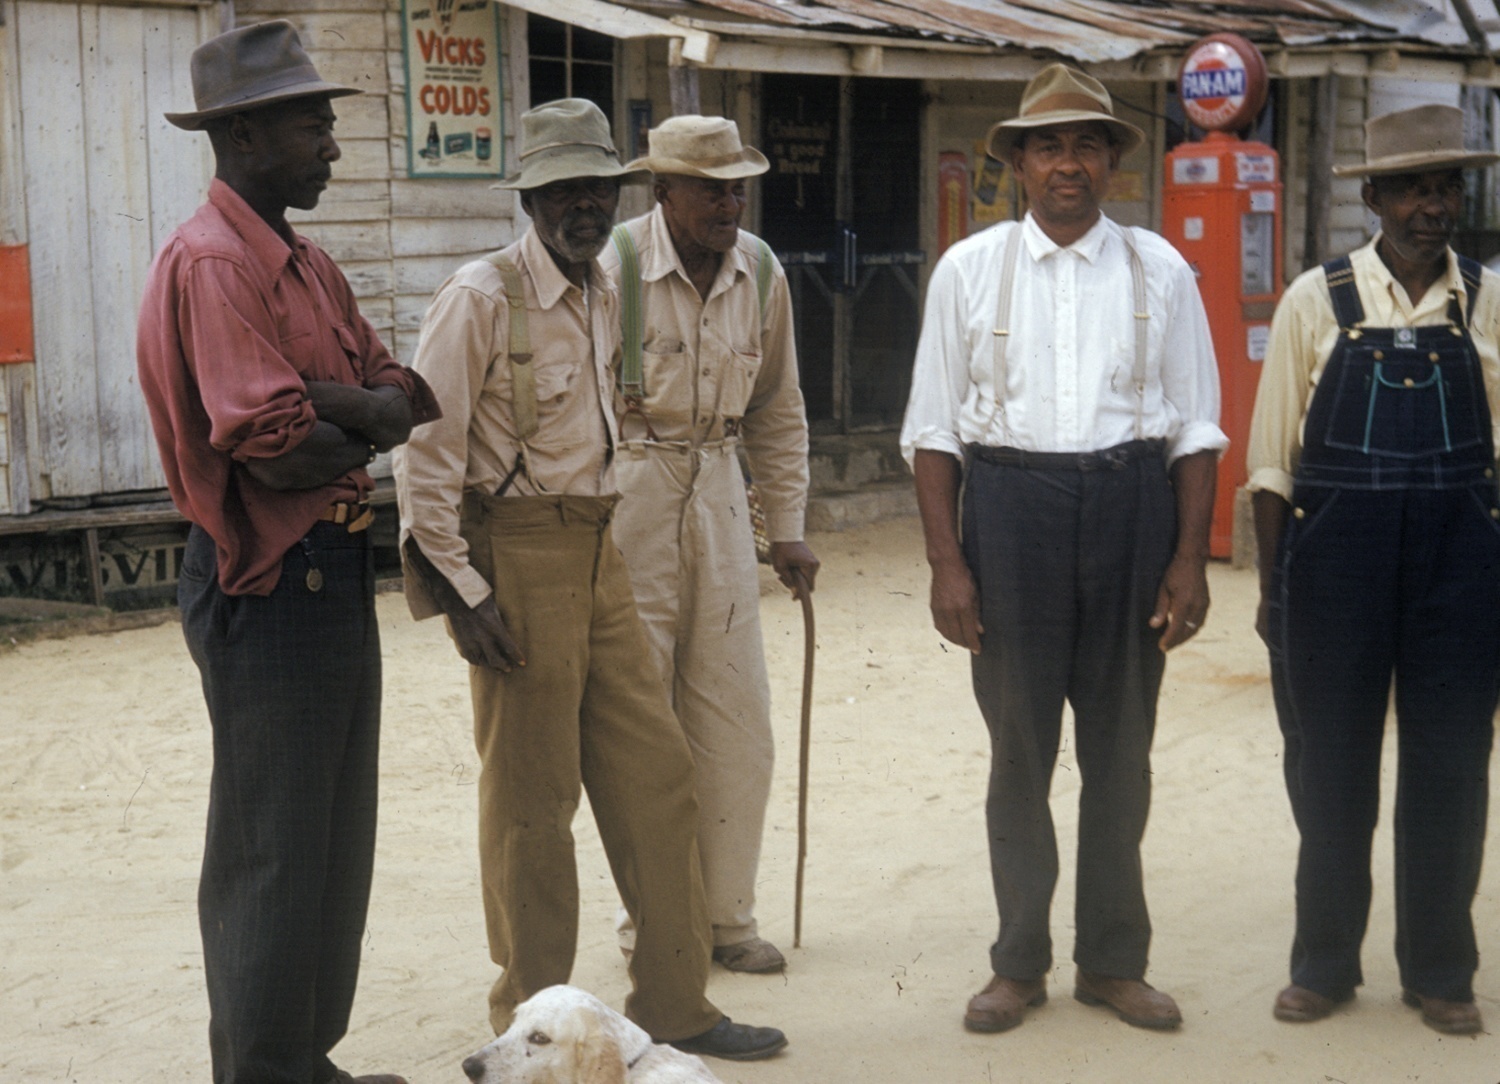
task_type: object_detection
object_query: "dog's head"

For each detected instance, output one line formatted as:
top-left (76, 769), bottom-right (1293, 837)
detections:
top-left (462, 985), bottom-right (651, 1084)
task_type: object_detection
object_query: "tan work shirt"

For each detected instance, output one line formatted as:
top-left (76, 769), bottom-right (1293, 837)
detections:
top-left (1247, 236), bottom-right (1500, 501)
top-left (394, 226), bottom-right (620, 616)
top-left (598, 207), bottom-right (809, 541)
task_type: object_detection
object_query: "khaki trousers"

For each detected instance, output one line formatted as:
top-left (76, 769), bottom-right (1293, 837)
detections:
top-left (459, 492), bottom-right (719, 1041)
top-left (612, 441), bottom-right (775, 947)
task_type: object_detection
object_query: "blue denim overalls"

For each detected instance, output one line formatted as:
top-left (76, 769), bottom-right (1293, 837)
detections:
top-left (1269, 253), bottom-right (1500, 1004)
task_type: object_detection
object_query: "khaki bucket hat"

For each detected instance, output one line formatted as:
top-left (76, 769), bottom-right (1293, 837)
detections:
top-left (986, 63), bottom-right (1145, 159)
top-left (165, 20), bottom-right (358, 131)
top-left (494, 98), bottom-right (650, 190)
top-left (1332, 104), bottom-right (1500, 178)
top-left (625, 115), bottom-right (769, 179)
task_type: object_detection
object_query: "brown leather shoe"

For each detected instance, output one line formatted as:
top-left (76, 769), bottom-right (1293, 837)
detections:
top-left (1074, 970), bottom-right (1182, 1030)
top-left (1273, 984), bottom-right (1350, 1023)
top-left (1403, 990), bottom-right (1483, 1035)
top-left (963, 974), bottom-right (1047, 1033)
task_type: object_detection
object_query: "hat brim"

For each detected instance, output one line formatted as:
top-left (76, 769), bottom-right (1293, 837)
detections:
top-left (493, 144), bottom-right (651, 190)
top-left (986, 112), bottom-right (1145, 160)
top-left (623, 146), bottom-right (770, 180)
top-left (1332, 150), bottom-right (1500, 177)
top-left (165, 81), bottom-right (360, 130)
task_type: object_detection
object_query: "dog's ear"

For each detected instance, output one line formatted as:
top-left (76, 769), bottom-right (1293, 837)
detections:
top-left (570, 1008), bottom-right (628, 1084)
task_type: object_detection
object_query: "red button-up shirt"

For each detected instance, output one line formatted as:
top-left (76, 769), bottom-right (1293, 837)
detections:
top-left (137, 179), bottom-right (437, 595)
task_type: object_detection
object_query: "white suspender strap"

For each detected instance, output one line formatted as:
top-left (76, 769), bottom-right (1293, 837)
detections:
top-left (989, 224), bottom-right (1024, 434)
top-left (1118, 224), bottom-right (1150, 440)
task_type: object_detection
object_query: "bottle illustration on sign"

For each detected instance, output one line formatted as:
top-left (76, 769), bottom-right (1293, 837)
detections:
top-left (420, 121), bottom-right (441, 163)
top-left (476, 127), bottom-right (492, 160)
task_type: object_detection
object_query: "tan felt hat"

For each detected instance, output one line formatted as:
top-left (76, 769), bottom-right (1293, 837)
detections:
top-left (625, 115), bottom-right (769, 179)
top-left (986, 62), bottom-right (1145, 159)
top-left (493, 98), bottom-right (650, 190)
top-left (165, 20), bottom-right (358, 131)
top-left (1332, 103), bottom-right (1500, 178)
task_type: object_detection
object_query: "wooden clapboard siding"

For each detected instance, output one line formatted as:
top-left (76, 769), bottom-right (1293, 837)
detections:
top-left (0, 1), bottom-right (26, 514)
top-left (19, 0), bottom-right (103, 499)
top-left (254, 0), bottom-right (521, 373)
top-left (84, 5), bottom-right (160, 493)
top-left (6, 1), bottom-right (209, 504)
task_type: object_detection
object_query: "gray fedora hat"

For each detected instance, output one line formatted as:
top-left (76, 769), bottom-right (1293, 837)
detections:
top-left (1332, 104), bottom-right (1500, 178)
top-left (494, 99), bottom-right (650, 190)
top-left (166, 20), bottom-right (358, 131)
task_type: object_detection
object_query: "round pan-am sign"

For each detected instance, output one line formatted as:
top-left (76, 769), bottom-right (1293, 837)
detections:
top-left (1178, 33), bottom-right (1269, 133)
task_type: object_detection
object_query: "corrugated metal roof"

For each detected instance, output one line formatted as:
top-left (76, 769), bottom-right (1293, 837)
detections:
top-left (631, 0), bottom-right (1490, 61)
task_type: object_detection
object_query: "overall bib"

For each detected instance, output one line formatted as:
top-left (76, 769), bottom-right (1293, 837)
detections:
top-left (1269, 254), bottom-right (1500, 1002)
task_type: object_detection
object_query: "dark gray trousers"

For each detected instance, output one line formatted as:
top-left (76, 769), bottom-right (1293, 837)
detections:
top-left (962, 452), bottom-right (1176, 981)
top-left (178, 522), bottom-right (381, 1084)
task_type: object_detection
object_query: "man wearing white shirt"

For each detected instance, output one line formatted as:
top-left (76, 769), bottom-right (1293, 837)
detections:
top-left (900, 64), bottom-right (1225, 1034)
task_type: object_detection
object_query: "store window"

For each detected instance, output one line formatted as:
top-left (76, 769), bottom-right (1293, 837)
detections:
top-left (528, 14), bottom-right (616, 121)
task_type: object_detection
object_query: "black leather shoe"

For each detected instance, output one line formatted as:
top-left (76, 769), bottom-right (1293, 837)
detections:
top-left (669, 1017), bottom-right (788, 1061)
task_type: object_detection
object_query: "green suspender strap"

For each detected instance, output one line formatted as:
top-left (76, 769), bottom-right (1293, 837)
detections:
top-left (482, 251), bottom-right (537, 493)
top-left (612, 226), bottom-right (777, 394)
top-left (611, 224), bottom-right (645, 402)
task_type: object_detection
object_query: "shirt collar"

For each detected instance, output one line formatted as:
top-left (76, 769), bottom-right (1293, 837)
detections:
top-left (1020, 211), bottom-right (1112, 265)
top-left (642, 204), bottom-right (750, 294)
top-left (520, 224), bottom-right (600, 310)
top-left (207, 178), bottom-right (300, 280)
top-left (1358, 233), bottom-right (1464, 313)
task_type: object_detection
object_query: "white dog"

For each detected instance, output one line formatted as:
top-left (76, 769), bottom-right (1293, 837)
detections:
top-left (461, 985), bottom-right (723, 1084)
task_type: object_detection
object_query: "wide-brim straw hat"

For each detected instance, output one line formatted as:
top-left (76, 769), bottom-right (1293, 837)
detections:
top-left (986, 62), bottom-right (1145, 159)
top-left (625, 115), bottom-right (769, 179)
top-left (1332, 103), bottom-right (1500, 177)
top-left (493, 98), bottom-right (650, 190)
top-left (165, 20), bottom-right (358, 131)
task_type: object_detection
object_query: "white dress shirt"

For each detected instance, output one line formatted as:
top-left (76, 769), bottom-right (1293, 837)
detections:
top-left (900, 213), bottom-right (1227, 466)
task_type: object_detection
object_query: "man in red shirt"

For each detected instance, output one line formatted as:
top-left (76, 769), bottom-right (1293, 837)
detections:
top-left (136, 22), bottom-right (436, 1084)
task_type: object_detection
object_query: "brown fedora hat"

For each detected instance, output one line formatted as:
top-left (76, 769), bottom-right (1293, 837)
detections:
top-left (625, 115), bottom-right (769, 179)
top-left (493, 98), bottom-right (650, 190)
top-left (1332, 103), bottom-right (1500, 177)
top-left (165, 20), bottom-right (358, 131)
top-left (987, 63), bottom-right (1145, 159)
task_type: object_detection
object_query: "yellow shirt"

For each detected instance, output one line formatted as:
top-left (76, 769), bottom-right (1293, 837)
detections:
top-left (598, 207), bottom-right (809, 541)
top-left (394, 226), bottom-right (620, 615)
top-left (1246, 236), bottom-right (1500, 501)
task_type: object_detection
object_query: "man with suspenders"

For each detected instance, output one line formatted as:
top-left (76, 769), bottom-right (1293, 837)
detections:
top-left (901, 64), bottom-right (1224, 1033)
top-left (598, 115), bottom-right (818, 975)
top-left (393, 99), bottom-right (786, 1062)
top-left (1249, 105), bottom-right (1500, 1035)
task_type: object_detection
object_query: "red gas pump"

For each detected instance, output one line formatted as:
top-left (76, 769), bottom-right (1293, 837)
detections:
top-left (1163, 33), bottom-right (1282, 559)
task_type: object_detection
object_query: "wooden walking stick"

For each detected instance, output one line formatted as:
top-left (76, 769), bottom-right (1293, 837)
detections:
top-left (791, 568), bottom-right (815, 948)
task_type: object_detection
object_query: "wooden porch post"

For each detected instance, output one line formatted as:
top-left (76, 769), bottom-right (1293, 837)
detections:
top-left (1302, 74), bottom-right (1340, 270)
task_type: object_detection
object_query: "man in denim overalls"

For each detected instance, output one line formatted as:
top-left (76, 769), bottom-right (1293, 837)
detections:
top-left (1247, 104), bottom-right (1500, 1035)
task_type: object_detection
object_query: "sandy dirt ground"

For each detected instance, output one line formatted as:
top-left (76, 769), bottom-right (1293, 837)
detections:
top-left (3, 513), bottom-right (1499, 1084)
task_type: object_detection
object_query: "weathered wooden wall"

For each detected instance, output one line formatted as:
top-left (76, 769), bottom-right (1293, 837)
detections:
top-left (0, 0), bottom-right (212, 509)
top-left (246, 0), bottom-right (524, 368)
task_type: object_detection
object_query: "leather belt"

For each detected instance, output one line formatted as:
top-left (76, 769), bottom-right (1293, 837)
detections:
top-left (967, 439), bottom-right (1165, 472)
top-left (319, 501), bottom-right (374, 532)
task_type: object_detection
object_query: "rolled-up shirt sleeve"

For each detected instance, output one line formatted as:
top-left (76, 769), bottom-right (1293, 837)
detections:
top-left (1246, 272), bottom-right (1323, 501)
top-left (900, 253), bottom-right (974, 467)
top-left (394, 279), bottom-right (497, 618)
top-left (1160, 255), bottom-right (1229, 465)
top-left (178, 256), bottom-right (317, 462)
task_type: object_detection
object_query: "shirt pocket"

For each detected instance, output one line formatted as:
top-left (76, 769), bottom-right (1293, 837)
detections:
top-left (638, 346), bottom-right (694, 429)
top-left (715, 349), bottom-right (764, 421)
